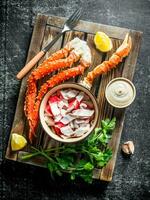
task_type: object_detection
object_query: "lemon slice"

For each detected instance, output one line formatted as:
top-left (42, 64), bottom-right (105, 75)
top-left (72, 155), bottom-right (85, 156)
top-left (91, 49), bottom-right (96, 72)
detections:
top-left (11, 133), bottom-right (27, 151)
top-left (94, 31), bottom-right (113, 52)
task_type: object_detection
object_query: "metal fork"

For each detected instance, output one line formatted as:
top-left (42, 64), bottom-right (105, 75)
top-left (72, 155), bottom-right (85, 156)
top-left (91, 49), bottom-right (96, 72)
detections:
top-left (17, 8), bottom-right (82, 80)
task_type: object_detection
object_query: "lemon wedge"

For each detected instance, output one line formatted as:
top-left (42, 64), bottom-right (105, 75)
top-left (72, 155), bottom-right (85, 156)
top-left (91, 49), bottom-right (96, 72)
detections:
top-left (11, 133), bottom-right (27, 151)
top-left (94, 31), bottom-right (113, 52)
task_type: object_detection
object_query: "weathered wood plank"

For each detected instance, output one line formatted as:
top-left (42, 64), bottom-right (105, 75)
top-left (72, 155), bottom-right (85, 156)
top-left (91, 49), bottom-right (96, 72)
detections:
top-left (98, 40), bottom-right (123, 181)
top-left (5, 14), bottom-right (48, 160)
top-left (91, 40), bottom-right (120, 180)
top-left (100, 109), bottom-right (125, 181)
top-left (46, 15), bottom-right (134, 40)
top-left (122, 30), bottom-right (142, 80)
top-left (42, 30), bottom-right (85, 150)
top-left (61, 30), bottom-right (85, 83)
top-left (96, 39), bottom-right (120, 121)
top-left (80, 34), bottom-right (105, 179)
top-left (99, 32), bottom-right (142, 182)
top-left (35, 26), bottom-right (64, 148)
top-left (17, 151), bottom-right (47, 167)
top-left (77, 33), bottom-right (104, 88)
top-left (5, 14), bottom-right (142, 182)
top-left (37, 26), bottom-right (64, 149)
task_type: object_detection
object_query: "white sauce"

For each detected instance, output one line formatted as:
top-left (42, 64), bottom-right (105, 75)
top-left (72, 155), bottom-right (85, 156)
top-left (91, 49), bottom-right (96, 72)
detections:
top-left (105, 78), bottom-right (136, 108)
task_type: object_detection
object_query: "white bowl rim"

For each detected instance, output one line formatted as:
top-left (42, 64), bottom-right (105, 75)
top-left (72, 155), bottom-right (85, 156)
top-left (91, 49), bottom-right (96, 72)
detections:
top-left (39, 83), bottom-right (99, 143)
top-left (105, 77), bottom-right (136, 108)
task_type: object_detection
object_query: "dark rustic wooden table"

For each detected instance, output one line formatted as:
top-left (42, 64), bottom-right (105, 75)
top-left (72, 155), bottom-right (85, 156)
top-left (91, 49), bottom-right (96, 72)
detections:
top-left (0, 0), bottom-right (150, 199)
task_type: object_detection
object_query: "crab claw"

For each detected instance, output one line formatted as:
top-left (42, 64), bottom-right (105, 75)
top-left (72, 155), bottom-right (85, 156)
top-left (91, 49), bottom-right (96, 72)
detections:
top-left (116, 33), bottom-right (132, 58)
top-left (82, 33), bottom-right (132, 89)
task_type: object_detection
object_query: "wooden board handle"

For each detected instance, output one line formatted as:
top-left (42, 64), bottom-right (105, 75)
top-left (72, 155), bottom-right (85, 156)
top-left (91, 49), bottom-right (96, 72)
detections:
top-left (16, 50), bottom-right (45, 80)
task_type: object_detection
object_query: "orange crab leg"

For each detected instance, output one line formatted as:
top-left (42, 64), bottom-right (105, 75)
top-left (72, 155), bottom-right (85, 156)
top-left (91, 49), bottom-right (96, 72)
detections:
top-left (24, 42), bottom-right (73, 116)
top-left (28, 65), bottom-right (86, 142)
top-left (24, 52), bottom-right (79, 118)
top-left (31, 52), bottom-right (79, 80)
top-left (24, 37), bottom-right (92, 142)
top-left (39, 44), bottom-right (71, 64)
top-left (84, 34), bottom-right (132, 86)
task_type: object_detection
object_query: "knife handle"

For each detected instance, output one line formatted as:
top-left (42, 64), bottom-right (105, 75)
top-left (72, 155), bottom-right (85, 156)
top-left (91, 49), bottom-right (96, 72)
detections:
top-left (16, 50), bottom-right (45, 80)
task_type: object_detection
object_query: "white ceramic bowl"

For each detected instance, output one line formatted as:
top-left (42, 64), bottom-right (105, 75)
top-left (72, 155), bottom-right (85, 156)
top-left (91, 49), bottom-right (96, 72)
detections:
top-left (105, 77), bottom-right (136, 108)
top-left (39, 83), bottom-right (99, 143)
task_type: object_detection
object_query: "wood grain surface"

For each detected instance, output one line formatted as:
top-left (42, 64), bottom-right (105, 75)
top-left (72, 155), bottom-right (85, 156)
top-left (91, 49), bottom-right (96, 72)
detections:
top-left (5, 14), bottom-right (142, 182)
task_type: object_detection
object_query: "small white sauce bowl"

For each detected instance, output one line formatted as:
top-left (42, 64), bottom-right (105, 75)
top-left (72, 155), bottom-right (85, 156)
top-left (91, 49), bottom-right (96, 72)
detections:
top-left (105, 77), bottom-right (136, 108)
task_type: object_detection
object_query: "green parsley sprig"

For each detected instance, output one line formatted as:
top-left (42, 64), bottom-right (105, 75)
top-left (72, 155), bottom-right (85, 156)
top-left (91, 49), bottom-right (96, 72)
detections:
top-left (21, 118), bottom-right (116, 183)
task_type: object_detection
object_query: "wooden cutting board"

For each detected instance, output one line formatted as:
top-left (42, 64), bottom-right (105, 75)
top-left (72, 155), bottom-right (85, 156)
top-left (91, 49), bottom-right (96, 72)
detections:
top-left (5, 14), bottom-right (142, 182)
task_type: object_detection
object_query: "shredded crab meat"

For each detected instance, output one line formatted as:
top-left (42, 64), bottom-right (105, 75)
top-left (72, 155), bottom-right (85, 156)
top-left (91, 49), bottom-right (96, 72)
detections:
top-left (70, 37), bottom-right (92, 64)
top-left (80, 102), bottom-right (88, 109)
top-left (82, 100), bottom-right (94, 109)
top-left (44, 116), bottom-right (55, 126)
top-left (71, 109), bottom-right (94, 117)
top-left (60, 114), bottom-right (76, 125)
top-left (66, 99), bottom-right (79, 113)
top-left (79, 123), bottom-right (91, 128)
top-left (73, 121), bottom-right (80, 129)
top-left (60, 125), bottom-right (74, 136)
top-left (45, 106), bottom-right (52, 116)
top-left (58, 99), bottom-right (68, 109)
top-left (54, 114), bottom-right (62, 123)
top-left (49, 102), bottom-right (60, 116)
top-left (60, 90), bottom-right (69, 100)
top-left (76, 91), bottom-right (84, 102)
top-left (67, 90), bottom-right (79, 98)
top-left (74, 125), bottom-right (90, 137)
top-left (70, 121), bottom-right (74, 129)
top-left (44, 88), bottom-right (95, 138)
top-left (60, 109), bottom-right (66, 116)
top-left (60, 89), bottom-right (79, 99)
top-left (75, 118), bottom-right (90, 124)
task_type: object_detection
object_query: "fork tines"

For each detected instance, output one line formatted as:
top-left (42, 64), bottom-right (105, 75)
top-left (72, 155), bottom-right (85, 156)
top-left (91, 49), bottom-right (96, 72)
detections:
top-left (66, 8), bottom-right (82, 28)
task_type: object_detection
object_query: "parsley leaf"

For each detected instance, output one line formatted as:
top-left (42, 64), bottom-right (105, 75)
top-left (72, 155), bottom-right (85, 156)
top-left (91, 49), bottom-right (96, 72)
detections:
top-left (21, 118), bottom-right (116, 183)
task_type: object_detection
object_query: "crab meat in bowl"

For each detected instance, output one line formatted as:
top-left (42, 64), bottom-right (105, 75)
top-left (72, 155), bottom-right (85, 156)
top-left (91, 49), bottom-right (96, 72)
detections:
top-left (43, 88), bottom-right (95, 139)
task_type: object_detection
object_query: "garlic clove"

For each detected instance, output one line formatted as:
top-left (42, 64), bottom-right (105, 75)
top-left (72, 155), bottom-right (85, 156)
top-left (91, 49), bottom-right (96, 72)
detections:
top-left (121, 141), bottom-right (135, 155)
